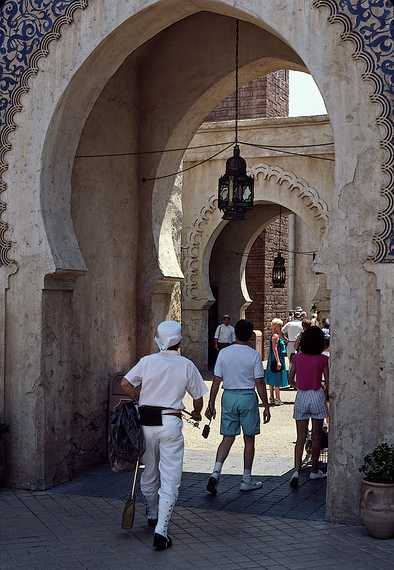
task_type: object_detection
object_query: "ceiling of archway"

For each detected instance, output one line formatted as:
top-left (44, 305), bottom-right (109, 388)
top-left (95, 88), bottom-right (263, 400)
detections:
top-left (0, 0), bottom-right (392, 265)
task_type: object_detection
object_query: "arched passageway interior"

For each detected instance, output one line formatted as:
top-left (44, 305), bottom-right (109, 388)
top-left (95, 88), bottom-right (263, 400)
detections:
top-left (208, 205), bottom-right (329, 365)
top-left (3, 0), bottom-right (389, 526)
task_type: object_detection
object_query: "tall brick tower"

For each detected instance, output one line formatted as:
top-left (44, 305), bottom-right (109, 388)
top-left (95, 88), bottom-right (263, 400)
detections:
top-left (208, 71), bottom-right (290, 357)
top-left (208, 70), bottom-right (289, 121)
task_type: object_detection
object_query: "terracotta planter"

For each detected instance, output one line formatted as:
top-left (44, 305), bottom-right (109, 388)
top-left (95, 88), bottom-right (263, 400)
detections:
top-left (360, 479), bottom-right (394, 539)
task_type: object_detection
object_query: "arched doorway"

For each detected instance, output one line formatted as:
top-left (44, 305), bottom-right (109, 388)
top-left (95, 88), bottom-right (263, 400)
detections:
top-left (1, 2), bottom-right (389, 524)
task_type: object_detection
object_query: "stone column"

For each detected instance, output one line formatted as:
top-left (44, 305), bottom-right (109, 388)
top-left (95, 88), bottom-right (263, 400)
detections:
top-left (326, 267), bottom-right (380, 522)
top-left (182, 304), bottom-right (211, 371)
top-left (368, 264), bottom-right (394, 443)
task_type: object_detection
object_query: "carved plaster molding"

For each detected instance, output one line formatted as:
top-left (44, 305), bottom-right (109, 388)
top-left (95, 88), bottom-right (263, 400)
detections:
top-left (0, 0), bottom-right (88, 266)
top-left (313, 0), bottom-right (394, 262)
top-left (183, 164), bottom-right (329, 301)
top-left (183, 194), bottom-right (219, 301)
top-left (252, 164), bottom-right (329, 225)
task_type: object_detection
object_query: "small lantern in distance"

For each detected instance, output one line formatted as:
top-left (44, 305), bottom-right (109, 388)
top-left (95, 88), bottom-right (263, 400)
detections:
top-left (272, 252), bottom-right (286, 288)
top-left (218, 145), bottom-right (254, 220)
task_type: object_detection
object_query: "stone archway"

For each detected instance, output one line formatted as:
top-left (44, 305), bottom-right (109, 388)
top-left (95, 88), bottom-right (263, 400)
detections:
top-left (0, 1), bottom-right (392, 523)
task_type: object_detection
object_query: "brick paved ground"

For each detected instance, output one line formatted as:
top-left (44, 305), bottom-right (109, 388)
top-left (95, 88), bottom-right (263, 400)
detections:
top-left (1, 464), bottom-right (394, 570)
top-left (2, 392), bottom-right (393, 569)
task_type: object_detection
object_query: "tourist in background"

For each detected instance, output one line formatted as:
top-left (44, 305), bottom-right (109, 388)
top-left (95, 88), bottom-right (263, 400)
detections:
top-left (294, 318), bottom-right (312, 353)
top-left (205, 319), bottom-right (270, 495)
top-left (214, 314), bottom-right (236, 352)
top-left (321, 318), bottom-right (330, 338)
top-left (288, 326), bottom-right (329, 488)
top-left (282, 308), bottom-right (303, 361)
top-left (266, 318), bottom-right (288, 405)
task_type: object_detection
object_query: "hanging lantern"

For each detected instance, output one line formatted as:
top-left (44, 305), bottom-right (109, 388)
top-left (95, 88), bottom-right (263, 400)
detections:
top-left (272, 252), bottom-right (286, 288)
top-left (218, 145), bottom-right (254, 220)
top-left (272, 205), bottom-right (286, 288)
top-left (218, 19), bottom-right (254, 220)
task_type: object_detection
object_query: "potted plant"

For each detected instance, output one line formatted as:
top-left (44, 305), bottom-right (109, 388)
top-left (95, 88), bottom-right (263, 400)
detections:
top-left (0, 422), bottom-right (9, 485)
top-left (360, 442), bottom-right (394, 539)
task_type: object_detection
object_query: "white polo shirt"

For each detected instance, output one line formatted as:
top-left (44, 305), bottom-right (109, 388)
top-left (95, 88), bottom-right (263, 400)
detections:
top-left (124, 350), bottom-right (208, 410)
top-left (214, 344), bottom-right (264, 390)
top-left (282, 319), bottom-right (303, 342)
top-left (214, 324), bottom-right (236, 344)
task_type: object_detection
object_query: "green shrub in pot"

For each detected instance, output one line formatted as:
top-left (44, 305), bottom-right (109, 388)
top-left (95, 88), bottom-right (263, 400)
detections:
top-left (359, 442), bottom-right (394, 539)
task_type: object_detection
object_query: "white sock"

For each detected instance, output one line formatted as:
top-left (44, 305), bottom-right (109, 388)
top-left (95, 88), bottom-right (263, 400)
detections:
top-left (212, 462), bottom-right (223, 479)
top-left (291, 470), bottom-right (299, 479)
top-left (243, 469), bottom-right (252, 481)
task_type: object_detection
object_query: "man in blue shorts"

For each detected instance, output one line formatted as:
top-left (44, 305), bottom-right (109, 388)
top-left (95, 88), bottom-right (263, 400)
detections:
top-left (205, 319), bottom-right (270, 494)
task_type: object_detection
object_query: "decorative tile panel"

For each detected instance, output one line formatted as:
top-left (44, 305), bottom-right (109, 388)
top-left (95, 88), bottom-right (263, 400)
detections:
top-left (0, 0), bottom-right (88, 266)
top-left (313, 0), bottom-right (394, 260)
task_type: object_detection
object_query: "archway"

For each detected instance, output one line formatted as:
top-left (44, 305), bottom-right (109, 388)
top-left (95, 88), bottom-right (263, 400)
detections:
top-left (0, 1), bottom-right (390, 524)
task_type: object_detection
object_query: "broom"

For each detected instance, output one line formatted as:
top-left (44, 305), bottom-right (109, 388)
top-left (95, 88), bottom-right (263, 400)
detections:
top-left (121, 458), bottom-right (140, 529)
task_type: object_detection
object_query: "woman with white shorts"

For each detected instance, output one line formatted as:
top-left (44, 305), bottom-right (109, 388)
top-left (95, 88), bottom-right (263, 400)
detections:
top-left (288, 326), bottom-right (329, 488)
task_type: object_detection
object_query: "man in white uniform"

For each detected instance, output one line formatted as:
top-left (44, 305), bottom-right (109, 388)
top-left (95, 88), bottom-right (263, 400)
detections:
top-left (205, 320), bottom-right (270, 494)
top-left (120, 320), bottom-right (207, 551)
top-left (214, 314), bottom-right (236, 352)
top-left (282, 308), bottom-right (303, 359)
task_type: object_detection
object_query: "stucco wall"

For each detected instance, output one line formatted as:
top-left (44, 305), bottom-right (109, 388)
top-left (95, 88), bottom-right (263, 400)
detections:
top-left (70, 59), bottom-right (140, 472)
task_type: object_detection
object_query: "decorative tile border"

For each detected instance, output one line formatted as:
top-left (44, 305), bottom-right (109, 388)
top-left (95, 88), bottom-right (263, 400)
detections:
top-left (0, 0), bottom-right (392, 265)
top-left (313, 0), bottom-right (394, 261)
top-left (0, 0), bottom-right (88, 266)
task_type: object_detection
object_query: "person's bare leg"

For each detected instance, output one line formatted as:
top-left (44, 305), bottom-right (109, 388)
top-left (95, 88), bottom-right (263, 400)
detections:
top-left (269, 386), bottom-right (274, 400)
top-left (294, 420), bottom-right (308, 471)
top-left (243, 435), bottom-right (255, 471)
top-left (275, 387), bottom-right (281, 401)
top-left (240, 435), bottom-right (262, 491)
top-left (290, 420), bottom-right (308, 488)
top-left (311, 419), bottom-right (324, 472)
top-left (207, 436), bottom-right (235, 494)
top-left (215, 436), bottom-right (235, 465)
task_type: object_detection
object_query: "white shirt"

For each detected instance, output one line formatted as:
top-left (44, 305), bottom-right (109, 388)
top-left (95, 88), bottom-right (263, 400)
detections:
top-left (282, 320), bottom-right (303, 342)
top-left (214, 344), bottom-right (264, 389)
top-left (124, 350), bottom-right (208, 410)
top-left (214, 324), bottom-right (236, 344)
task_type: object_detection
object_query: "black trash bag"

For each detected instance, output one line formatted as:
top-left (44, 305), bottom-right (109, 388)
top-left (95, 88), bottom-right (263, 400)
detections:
top-left (109, 402), bottom-right (145, 472)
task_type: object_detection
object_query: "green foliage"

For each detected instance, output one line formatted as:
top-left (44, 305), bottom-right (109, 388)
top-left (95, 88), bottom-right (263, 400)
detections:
top-left (360, 442), bottom-right (394, 483)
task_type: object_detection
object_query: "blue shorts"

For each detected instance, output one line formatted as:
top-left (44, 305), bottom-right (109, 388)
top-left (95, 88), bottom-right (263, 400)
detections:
top-left (220, 389), bottom-right (260, 437)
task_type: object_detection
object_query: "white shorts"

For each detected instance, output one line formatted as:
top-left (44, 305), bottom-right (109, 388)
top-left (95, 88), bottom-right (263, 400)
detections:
top-left (293, 389), bottom-right (328, 421)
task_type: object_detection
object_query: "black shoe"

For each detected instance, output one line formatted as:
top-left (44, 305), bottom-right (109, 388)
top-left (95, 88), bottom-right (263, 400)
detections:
top-left (148, 518), bottom-right (158, 528)
top-left (153, 533), bottom-right (172, 551)
top-left (207, 476), bottom-right (218, 495)
top-left (289, 474), bottom-right (299, 489)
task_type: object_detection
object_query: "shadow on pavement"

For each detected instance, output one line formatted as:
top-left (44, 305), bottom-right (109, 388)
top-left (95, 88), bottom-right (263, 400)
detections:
top-left (46, 464), bottom-right (326, 521)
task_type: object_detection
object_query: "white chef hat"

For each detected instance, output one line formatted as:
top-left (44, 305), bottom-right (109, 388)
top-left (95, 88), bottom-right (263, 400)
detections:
top-left (154, 320), bottom-right (182, 351)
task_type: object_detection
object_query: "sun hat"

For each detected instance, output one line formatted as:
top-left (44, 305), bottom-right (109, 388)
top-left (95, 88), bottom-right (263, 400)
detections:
top-left (154, 320), bottom-right (182, 351)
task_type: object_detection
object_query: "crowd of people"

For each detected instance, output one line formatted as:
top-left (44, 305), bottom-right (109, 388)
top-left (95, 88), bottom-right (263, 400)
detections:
top-left (120, 309), bottom-right (331, 551)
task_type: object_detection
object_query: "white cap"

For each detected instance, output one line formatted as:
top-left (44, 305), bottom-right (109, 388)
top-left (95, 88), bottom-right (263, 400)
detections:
top-left (154, 320), bottom-right (182, 351)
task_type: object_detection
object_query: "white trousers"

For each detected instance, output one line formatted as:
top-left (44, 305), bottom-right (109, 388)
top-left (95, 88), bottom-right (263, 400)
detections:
top-left (141, 415), bottom-right (184, 537)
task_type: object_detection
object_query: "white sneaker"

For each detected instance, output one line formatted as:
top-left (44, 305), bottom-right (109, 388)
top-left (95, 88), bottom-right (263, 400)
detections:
top-left (240, 479), bottom-right (263, 492)
top-left (309, 470), bottom-right (327, 480)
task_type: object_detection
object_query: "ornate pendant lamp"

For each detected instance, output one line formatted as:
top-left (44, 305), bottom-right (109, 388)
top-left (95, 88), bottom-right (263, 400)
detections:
top-left (272, 206), bottom-right (286, 288)
top-left (218, 20), bottom-right (254, 221)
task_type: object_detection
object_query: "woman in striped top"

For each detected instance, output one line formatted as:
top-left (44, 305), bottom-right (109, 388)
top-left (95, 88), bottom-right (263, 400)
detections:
top-left (289, 326), bottom-right (329, 488)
